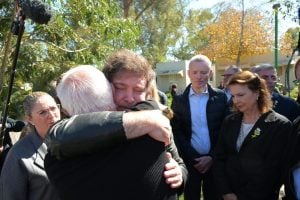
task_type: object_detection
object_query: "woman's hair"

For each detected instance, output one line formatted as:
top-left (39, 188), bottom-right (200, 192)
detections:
top-left (228, 71), bottom-right (272, 113)
top-left (23, 91), bottom-right (52, 116)
top-left (146, 70), bottom-right (160, 102)
top-left (56, 65), bottom-right (116, 116)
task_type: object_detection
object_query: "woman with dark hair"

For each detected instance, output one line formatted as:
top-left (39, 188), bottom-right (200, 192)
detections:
top-left (213, 71), bottom-right (292, 200)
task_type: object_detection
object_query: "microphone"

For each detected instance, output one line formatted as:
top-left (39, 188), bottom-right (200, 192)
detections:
top-left (2, 118), bottom-right (26, 132)
top-left (18, 0), bottom-right (52, 24)
top-left (297, 8), bottom-right (300, 51)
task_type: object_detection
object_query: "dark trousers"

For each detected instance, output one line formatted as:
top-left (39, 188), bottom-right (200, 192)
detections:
top-left (184, 164), bottom-right (218, 200)
top-left (45, 136), bottom-right (177, 200)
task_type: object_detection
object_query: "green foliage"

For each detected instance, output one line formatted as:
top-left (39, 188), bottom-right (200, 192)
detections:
top-left (0, 0), bottom-right (140, 117)
top-left (136, 0), bottom-right (185, 65)
top-left (267, 0), bottom-right (300, 20)
top-left (172, 8), bottom-right (214, 60)
top-left (166, 92), bottom-right (173, 107)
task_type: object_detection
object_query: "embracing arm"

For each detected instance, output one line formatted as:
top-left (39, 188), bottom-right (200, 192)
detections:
top-left (46, 110), bottom-right (171, 159)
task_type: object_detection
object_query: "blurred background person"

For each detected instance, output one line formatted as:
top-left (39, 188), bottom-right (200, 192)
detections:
top-left (221, 65), bottom-right (242, 102)
top-left (213, 71), bottom-right (292, 200)
top-left (0, 92), bottom-right (61, 200)
top-left (171, 54), bottom-right (228, 200)
top-left (170, 83), bottom-right (177, 97)
top-left (252, 63), bottom-right (300, 122)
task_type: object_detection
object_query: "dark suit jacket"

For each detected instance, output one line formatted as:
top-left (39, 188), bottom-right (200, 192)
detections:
top-left (45, 101), bottom-right (182, 200)
top-left (272, 92), bottom-right (300, 122)
top-left (171, 83), bottom-right (228, 166)
top-left (213, 111), bottom-right (292, 200)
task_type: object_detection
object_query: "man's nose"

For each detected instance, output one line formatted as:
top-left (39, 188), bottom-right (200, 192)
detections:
top-left (124, 91), bottom-right (136, 104)
top-left (47, 110), bottom-right (57, 119)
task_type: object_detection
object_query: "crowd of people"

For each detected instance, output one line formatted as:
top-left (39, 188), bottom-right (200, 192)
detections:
top-left (0, 49), bottom-right (300, 200)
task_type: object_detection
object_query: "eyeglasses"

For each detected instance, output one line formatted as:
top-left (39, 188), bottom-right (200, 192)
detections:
top-left (36, 104), bottom-right (60, 118)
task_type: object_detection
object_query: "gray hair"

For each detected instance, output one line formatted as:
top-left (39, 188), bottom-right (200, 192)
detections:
top-left (189, 54), bottom-right (212, 69)
top-left (56, 65), bottom-right (116, 116)
top-left (225, 65), bottom-right (242, 73)
top-left (251, 63), bottom-right (276, 74)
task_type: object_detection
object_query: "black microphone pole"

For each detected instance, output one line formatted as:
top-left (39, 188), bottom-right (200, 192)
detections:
top-left (0, 8), bottom-right (25, 148)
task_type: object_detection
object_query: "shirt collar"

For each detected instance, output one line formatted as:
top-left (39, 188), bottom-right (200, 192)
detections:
top-left (189, 85), bottom-right (209, 97)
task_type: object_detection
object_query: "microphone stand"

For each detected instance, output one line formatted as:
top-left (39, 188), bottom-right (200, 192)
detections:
top-left (0, 10), bottom-right (25, 148)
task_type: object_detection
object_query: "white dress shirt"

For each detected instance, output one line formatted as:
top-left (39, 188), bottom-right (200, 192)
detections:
top-left (189, 86), bottom-right (211, 155)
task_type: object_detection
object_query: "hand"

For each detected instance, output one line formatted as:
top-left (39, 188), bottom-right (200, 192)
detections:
top-left (164, 152), bottom-right (183, 188)
top-left (193, 156), bottom-right (213, 174)
top-left (123, 110), bottom-right (171, 145)
top-left (223, 193), bottom-right (238, 200)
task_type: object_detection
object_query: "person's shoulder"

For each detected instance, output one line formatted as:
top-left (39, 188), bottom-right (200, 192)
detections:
top-left (274, 93), bottom-right (298, 105)
top-left (266, 110), bottom-right (292, 125)
top-left (7, 133), bottom-right (38, 158)
top-left (208, 84), bottom-right (226, 96)
top-left (224, 112), bottom-right (241, 121)
top-left (131, 100), bottom-right (159, 111)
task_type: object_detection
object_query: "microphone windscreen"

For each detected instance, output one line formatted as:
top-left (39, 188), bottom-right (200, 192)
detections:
top-left (20, 0), bottom-right (52, 24)
top-left (5, 118), bottom-right (26, 132)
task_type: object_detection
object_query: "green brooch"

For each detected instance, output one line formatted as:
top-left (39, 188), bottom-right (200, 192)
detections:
top-left (251, 128), bottom-right (261, 139)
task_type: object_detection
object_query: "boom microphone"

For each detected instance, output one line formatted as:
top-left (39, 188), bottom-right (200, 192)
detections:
top-left (18, 0), bottom-right (52, 24)
top-left (297, 8), bottom-right (300, 51)
top-left (1, 118), bottom-right (26, 132)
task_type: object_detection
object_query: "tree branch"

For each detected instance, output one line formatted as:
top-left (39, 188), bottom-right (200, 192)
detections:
top-left (30, 39), bottom-right (89, 53)
top-left (135, 0), bottom-right (157, 21)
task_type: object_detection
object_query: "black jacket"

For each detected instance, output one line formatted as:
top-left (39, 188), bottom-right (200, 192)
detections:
top-left (171, 84), bottom-right (228, 166)
top-left (213, 111), bottom-right (292, 200)
top-left (45, 101), bottom-right (187, 200)
top-left (272, 92), bottom-right (300, 122)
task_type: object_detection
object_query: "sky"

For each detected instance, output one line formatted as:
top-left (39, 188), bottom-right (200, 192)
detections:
top-left (187, 0), bottom-right (299, 36)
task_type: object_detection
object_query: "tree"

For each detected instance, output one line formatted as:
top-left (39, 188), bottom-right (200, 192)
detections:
top-left (198, 8), bottom-right (272, 64)
top-left (137, 0), bottom-right (185, 65)
top-left (0, 0), bottom-right (140, 117)
top-left (280, 27), bottom-right (300, 55)
top-left (172, 8), bottom-right (214, 60)
top-left (267, 0), bottom-right (300, 21)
